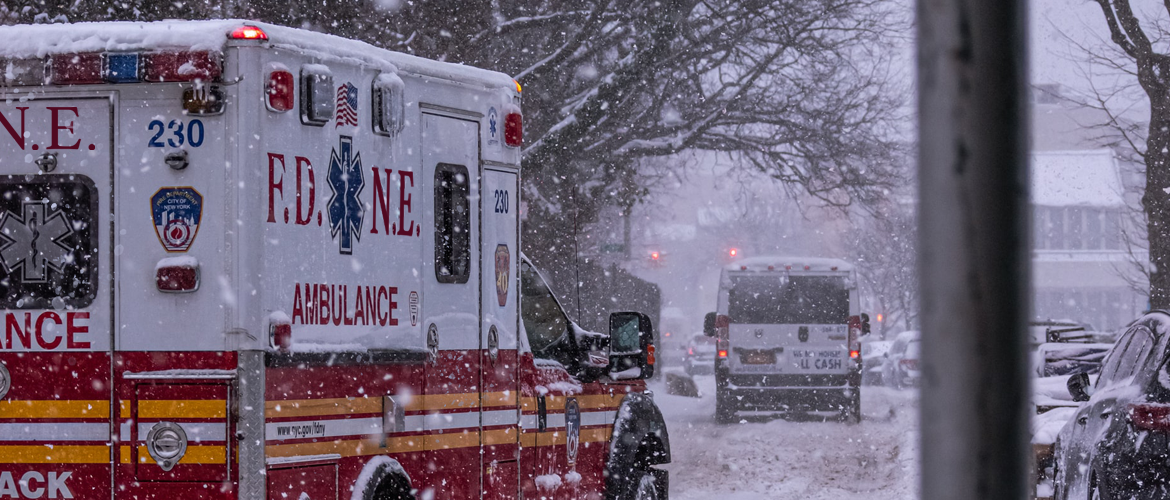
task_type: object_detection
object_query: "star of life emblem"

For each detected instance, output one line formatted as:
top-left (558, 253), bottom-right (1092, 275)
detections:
top-left (327, 136), bottom-right (365, 254)
top-left (0, 201), bottom-right (76, 284)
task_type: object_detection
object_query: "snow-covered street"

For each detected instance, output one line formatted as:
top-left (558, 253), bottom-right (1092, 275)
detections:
top-left (653, 376), bottom-right (920, 499)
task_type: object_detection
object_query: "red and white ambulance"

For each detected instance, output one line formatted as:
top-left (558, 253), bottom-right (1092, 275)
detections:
top-left (0, 20), bottom-right (669, 500)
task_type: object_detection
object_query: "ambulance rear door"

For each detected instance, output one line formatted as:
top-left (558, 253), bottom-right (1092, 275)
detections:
top-left (0, 95), bottom-right (114, 500)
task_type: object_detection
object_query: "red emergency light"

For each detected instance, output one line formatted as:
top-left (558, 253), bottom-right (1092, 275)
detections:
top-left (48, 53), bottom-right (103, 85)
top-left (230, 25), bottom-right (269, 41)
top-left (266, 68), bottom-right (295, 112)
top-left (143, 51), bottom-right (222, 82)
top-left (504, 112), bottom-right (523, 147)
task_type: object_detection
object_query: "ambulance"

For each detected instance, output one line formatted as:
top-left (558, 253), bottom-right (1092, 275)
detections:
top-left (0, 20), bottom-right (669, 500)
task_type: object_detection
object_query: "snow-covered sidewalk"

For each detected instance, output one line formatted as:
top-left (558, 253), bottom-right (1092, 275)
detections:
top-left (653, 376), bottom-right (920, 499)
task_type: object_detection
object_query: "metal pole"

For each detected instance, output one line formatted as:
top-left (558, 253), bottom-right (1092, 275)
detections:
top-left (917, 1), bottom-right (1030, 499)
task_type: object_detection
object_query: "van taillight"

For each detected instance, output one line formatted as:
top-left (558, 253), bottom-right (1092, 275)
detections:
top-left (718, 349), bottom-right (728, 359)
top-left (504, 112), bottom-right (522, 147)
top-left (1130, 403), bottom-right (1170, 431)
top-left (847, 315), bottom-right (862, 353)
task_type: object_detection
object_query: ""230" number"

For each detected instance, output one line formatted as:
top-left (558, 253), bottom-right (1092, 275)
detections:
top-left (147, 119), bottom-right (205, 148)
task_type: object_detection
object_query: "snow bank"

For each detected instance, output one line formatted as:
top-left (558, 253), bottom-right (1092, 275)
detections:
top-left (1032, 407), bottom-right (1077, 445)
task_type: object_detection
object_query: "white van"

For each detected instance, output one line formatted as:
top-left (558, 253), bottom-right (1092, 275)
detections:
top-left (704, 256), bottom-right (866, 423)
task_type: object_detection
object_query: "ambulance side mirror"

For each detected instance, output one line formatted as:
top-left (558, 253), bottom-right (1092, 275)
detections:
top-left (703, 312), bottom-right (717, 337)
top-left (608, 312), bottom-right (655, 380)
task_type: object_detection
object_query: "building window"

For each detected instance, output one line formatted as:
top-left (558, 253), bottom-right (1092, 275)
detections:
top-left (434, 163), bottom-right (471, 283)
top-left (1033, 206), bottom-right (1124, 251)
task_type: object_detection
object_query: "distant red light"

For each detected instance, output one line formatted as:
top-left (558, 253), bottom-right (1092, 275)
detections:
top-left (718, 350), bottom-right (728, 359)
top-left (850, 350), bottom-right (860, 359)
top-left (877, 313), bottom-right (884, 323)
top-left (650, 251), bottom-right (660, 260)
top-left (729, 248), bottom-right (738, 257)
top-left (230, 25), bottom-right (268, 40)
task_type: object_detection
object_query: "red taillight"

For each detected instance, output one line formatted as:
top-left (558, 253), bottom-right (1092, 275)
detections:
top-left (850, 350), bottom-right (860, 359)
top-left (718, 350), bottom-right (728, 359)
top-left (143, 51), bottom-right (221, 82)
top-left (230, 25), bottom-right (269, 40)
top-left (688, 347), bottom-right (695, 356)
top-left (646, 345), bottom-right (656, 366)
top-left (48, 53), bottom-right (103, 85)
top-left (156, 259), bottom-right (199, 293)
top-left (900, 359), bottom-right (919, 370)
top-left (504, 112), bottom-right (523, 147)
top-left (1130, 403), bottom-right (1170, 431)
top-left (266, 69), bottom-right (295, 112)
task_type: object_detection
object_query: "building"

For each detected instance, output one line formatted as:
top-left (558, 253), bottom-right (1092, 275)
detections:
top-left (1030, 85), bottom-right (1148, 331)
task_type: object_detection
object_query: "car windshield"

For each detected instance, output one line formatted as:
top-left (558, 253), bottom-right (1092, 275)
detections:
top-left (728, 275), bottom-right (849, 324)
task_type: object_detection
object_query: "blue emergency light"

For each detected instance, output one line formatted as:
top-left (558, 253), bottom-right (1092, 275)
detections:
top-left (103, 53), bottom-right (140, 83)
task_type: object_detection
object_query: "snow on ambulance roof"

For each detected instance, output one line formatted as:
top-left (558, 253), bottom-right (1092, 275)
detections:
top-left (724, 256), bottom-right (853, 272)
top-left (0, 20), bottom-right (516, 90)
top-left (1031, 149), bottom-right (1124, 208)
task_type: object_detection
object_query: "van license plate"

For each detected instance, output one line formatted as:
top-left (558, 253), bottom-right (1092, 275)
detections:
top-left (741, 351), bottom-right (775, 365)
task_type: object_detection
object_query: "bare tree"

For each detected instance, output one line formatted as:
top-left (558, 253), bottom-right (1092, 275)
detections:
top-left (852, 203), bottom-right (917, 336)
top-left (1081, 0), bottom-right (1170, 307)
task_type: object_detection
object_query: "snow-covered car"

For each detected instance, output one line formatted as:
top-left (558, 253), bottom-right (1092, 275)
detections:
top-left (1051, 311), bottom-right (1170, 499)
top-left (682, 333), bottom-right (717, 375)
top-left (861, 337), bottom-right (894, 385)
top-left (881, 331), bottom-right (921, 389)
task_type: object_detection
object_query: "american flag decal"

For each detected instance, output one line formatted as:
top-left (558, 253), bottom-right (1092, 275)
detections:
top-left (336, 82), bottom-right (359, 127)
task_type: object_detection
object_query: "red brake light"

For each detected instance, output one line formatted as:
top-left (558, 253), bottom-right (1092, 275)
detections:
top-left (847, 315), bottom-right (862, 352)
top-left (718, 350), bottom-right (728, 359)
top-left (156, 259), bottom-right (199, 293)
top-left (266, 69), bottom-right (295, 112)
top-left (688, 347), bottom-right (694, 356)
top-left (850, 350), bottom-right (860, 359)
top-left (504, 112), bottom-right (523, 147)
top-left (1130, 403), bottom-right (1170, 431)
top-left (230, 25), bottom-right (268, 40)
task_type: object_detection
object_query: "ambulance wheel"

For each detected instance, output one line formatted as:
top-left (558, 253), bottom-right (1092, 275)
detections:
top-left (632, 472), bottom-right (661, 500)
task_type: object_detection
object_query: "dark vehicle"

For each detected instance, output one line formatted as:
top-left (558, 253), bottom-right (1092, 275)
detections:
top-left (704, 256), bottom-right (866, 424)
top-left (1053, 311), bottom-right (1170, 500)
top-left (683, 333), bottom-right (717, 375)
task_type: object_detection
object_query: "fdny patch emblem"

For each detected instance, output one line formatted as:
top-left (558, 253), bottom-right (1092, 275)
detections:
top-left (327, 136), bottom-right (365, 254)
top-left (151, 187), bottom-right (203, 253)
top-left (495, 244), bottom-right (509, 307)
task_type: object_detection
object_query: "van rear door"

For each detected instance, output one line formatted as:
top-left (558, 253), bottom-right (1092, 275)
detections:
top-left (726, 273), bottom-right (851, 376)
top-left (0, 97), bottom-right (114, 500)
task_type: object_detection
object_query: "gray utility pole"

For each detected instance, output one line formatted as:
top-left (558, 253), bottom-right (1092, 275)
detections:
top-left (918, 1), bottom-right (1031, 499)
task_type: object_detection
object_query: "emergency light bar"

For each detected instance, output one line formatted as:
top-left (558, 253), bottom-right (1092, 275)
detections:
top-left (2, 50), bottom-right (224, 86)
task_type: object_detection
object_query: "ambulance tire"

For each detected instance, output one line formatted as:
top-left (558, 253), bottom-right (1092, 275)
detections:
top-left (630, 471), bottom-right (661, 500)
top-left (357, 460), bottom-right (414, 500)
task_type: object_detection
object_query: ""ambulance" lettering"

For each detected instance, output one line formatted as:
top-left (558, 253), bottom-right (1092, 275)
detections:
top-left (0, 471), bottom-right (72, 499)
top-left (1, 312), bottom-right (89, 350)
top-left (290, 283), bottom-right (399, 327)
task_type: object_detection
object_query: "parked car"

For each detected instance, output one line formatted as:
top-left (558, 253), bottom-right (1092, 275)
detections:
top-left (1052, 311), bottom-right (1170, 499)
top-left (881, 331), bottom-right (921, 389)
top-left (861, 337), bottom-right (894, 385)
top-left (682, 333), bottom-right (717, 375)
